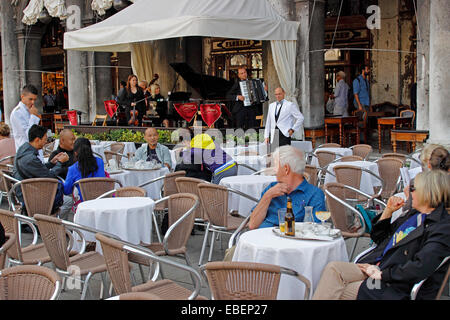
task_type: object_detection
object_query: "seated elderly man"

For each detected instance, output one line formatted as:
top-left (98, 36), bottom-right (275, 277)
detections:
top-left (13, 124), bottom-right (69, 215)
top-left (249, 145), bottom-right (326, 229)
top-left (47, 129), bottom-right (76, 179)
top-left (133, 127), bottom-right (172, 169)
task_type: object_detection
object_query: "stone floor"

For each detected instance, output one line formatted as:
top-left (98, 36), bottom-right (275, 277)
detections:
top-left (2, 139), bottom-right (448, 300)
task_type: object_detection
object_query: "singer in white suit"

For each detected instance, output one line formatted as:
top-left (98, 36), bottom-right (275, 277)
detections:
top-left (264, 87), bottom-right (304, 148)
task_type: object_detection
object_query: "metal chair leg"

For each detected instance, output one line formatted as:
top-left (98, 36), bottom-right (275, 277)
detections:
top-left (100, 272), bottom-right (108, 299)
top-left (208, 230), bottom-right (216, 262)
top-left (184, 252), bottom-right (197, 286)
top-left (198, 223), bottom-right (210, 266)
top-left (80, 272), bottom-right (92, 300)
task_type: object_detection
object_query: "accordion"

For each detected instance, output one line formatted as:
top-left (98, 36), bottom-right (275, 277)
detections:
top-left (239, 79), bottom-right (268, 107)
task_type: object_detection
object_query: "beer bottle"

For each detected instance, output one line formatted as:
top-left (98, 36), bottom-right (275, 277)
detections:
top-left (285, 196), bottom-right (295, 236)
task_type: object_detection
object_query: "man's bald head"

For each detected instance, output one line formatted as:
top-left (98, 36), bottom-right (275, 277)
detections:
top-left (59, 129), bottom-right (76, 151)
top-left (145, 127), bottom-right (159, 148)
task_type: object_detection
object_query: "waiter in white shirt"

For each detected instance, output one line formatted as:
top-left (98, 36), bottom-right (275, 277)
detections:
top-left (264, 87), bottom-right (304, 149)
top-left (10, 84), bottom-right (41, 151)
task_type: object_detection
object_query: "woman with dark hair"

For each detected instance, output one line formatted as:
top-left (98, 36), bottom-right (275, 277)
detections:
top-left (63, 138), bottom-right (105, 201)
top-left (117, 74), bottom-right (146, 126)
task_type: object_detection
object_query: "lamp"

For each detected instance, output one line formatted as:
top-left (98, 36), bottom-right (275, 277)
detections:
top-left (38, 7), bottom-right (52, 24)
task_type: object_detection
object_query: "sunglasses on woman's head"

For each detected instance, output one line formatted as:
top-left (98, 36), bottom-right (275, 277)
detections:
top-left (409, 184), bottom-right (416, 193)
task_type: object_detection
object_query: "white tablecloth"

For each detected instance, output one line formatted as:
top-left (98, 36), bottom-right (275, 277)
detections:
top-left (109, 167), bottom-right (169, 200)
top-left (219, 175), bottom-right (276, 217)
top-left (222, 142), bottom-right (268, 157)
top-left (233, 227), bottom-right (349, 299)
top-left (311, 147), bottom-right (353, 167)
top-left (325, 161), bottom-right (381, 195)
top-left (233, 155), bottom-right (267, 175)
top-left (74, 197), bottom-right (155, 254)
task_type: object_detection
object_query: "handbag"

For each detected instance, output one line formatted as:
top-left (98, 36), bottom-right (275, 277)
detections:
top-left (326, 98), bottom-right (335, 113)
top-left (355, 204), bottom-right (378, 233)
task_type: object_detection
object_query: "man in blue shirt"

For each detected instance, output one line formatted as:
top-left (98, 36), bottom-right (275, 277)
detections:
top-left (353, 65), bottom-right (371, 112)
top-left (249, 146), bottom-right (326, 229)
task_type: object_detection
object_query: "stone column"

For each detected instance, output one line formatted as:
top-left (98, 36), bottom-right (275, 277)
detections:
top-left (65, 0), bottom-right (90, 123)
top-left (16, 26), bottom-right (44, 111)
top-left (416, 0), bottom-right (430, 131)
top-left (427, 0), bottom-right (450, 146)
top-left (0, 0), bottom-right (20, 124)
top-left (295, 0), bottom-right (325, 129)
top-left (94, 52), bottom-right (113, 115)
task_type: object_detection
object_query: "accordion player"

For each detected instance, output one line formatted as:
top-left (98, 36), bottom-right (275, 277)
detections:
top-left (239, 79), bottom-right (269, 107)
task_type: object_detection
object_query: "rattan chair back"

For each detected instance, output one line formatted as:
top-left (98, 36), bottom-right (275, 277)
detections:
top-left (164, 171), bottom-right (186, 197)
top-left (118, 292), bottom-right (162, 300)
top-left (203, 261), bottom-right (282, 300)
top-left (333, 165), bottom-right (362, 199)
top-left (166, 193), bottom-right (198, 254)
top-left (0, 265), bottom-right (61, 300)
top-left (115, 187), bottom-right (146, 198)
top-left (351, 144), bottom-right (372, 160)
top-left (175, 177), bottom-right (206, 220)
top-left (77, 177), bottom-right (120, 201)
top-left (315, 150), bottom-right (337, 168)
top-left (304, 165), bottom-right (319, 186)
top-left (0, 210), bottom-right (22, 262)
top-left (376, 158), bottom-right (404, 199)
top-left (33, 214), bottom-right (71, 271)
top-left (323, 183), bottom-right (356, 233)
top-left (318, 143), bottom-right (341, 148)
top-left (95, 233), bottom-right (132, 295)
top-left (110, 143), bottom-right (125, 154)
top-left (338, 155), bottom-right (363, 162)
top-left (0, 233), bottom-right (15, 269)
top-left (20, 178), bottom-right (59, 217)
top-left (197, 183), bottom-right (229, 227)
top-left (104, 150), bottom-right (123, 164)
top-left (382, 153), bottom-right (406, 164)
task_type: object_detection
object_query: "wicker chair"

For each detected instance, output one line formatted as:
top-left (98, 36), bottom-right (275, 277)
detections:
top-left (375, 158), bottom-right (404, 199)
top-left (97, 186), bottom-right (147, 199)
top-left (43, 141), bottom-right (55, 158)
top-left (304, 165), bottom-right (319, 187)
top-left (128, 193), bottom-right (199, 283)
top-left (330, 155), bottom-right (364, 164)
top-left (175, 177), bottom-right (209, 228)
top-left (109, 142), bottom-right (125, 154)
top-left (315, 150), bottom-right (338, 168)
top-left (324, 182), bottom-right (386, 260)
top-left (0, 156), bottom-right (15, 172)
top-left (381, 153), bottom-right (406, 164)
top-left (0, 210), bottom-right (53, 267)
top-left (9, 178), bottom-right (60, 217)
top-left (104, 150), bottom-right (126, 165)
top-left (95, 232), bottom-right (206, 299)
top-left (0, 233), bottom-right (15, 269)
top-left (0, 265), bottom-right (62, 300)
top-left (333, 164), bottom-right (384, 200)
top-left (200, 261), bottom-right (311, 300)
top-left (73, 177), bottom-right (122, 202)
top-left (197, 183), bottom-right (247, 266)
top-left (317, 143), bottom-right (341, 148)
top-left (118, 292), bottom-right (162, 300)
top-left (350, 144), bottom-right (372, 160)
top-left (33, 214), bottom-right (109, 300)
top-left (0, 170), bottom-right (17, 208)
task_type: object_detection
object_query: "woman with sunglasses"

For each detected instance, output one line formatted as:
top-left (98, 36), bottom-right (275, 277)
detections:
top-left (313, 170), bottom-right (450, 300)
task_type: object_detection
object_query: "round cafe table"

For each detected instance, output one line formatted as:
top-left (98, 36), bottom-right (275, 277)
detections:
top-left (233, 155), bottom-right (267, 175)
top-left (311, 147), bottom-right (353, 167)
top-left (219, 175), bottom-right (276, 217)
top-left (232, 227), bottom-right (349, 299)
top-left (74, 197), bottom-right (155, 254)
top-left (109, 166), bottom-right (169, 200)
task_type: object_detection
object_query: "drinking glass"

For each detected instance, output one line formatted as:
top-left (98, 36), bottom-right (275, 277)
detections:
top-left (277, 208), bottom-right (286, 233)
top-left (315, 211), bottom-right (331, 234)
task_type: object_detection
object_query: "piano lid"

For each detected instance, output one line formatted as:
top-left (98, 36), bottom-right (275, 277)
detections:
top-left (170, 62), bottom-right (234, 100)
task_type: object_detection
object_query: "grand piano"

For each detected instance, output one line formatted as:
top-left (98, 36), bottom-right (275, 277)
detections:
top-left (168, 62), bottom-right (234, 127)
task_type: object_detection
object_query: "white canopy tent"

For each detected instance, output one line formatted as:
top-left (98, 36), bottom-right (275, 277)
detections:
top-left (64, 0), bottom-right (303, 138)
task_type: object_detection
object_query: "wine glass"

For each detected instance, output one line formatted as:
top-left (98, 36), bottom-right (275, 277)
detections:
top-left (315, 211), bottom-right (331, 234)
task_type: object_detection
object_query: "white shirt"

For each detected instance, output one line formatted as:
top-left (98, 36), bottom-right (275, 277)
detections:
top-left (264, 99), bottom-right (304, 143)
top-left (10, 101), bottom-right (41, 151)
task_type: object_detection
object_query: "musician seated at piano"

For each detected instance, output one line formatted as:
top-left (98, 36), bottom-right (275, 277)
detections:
top-left (226, 66), bottom-right (266, 130)
top-left (132, 127), bottom-right (172, 170)
top-left (264, 87), bottom-right (304, 148)
top-left (149, 84), bottom-right (169, 127)
top-left (117, 74), bottom-right (146, 126)
top-left (179, 133), bottom-right (237, 184)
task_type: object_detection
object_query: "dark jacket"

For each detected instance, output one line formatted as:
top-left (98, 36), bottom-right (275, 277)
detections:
top-left (12, 142), bottom-right (65, 201)
top-left (47, 146), bottom-right (74, 179)
top-left (357, 203), bottom-right (450, 300)
top-left (117, 88), bottom-right (146, 124)
top-left (226, 81), bottom-right (245, 115)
